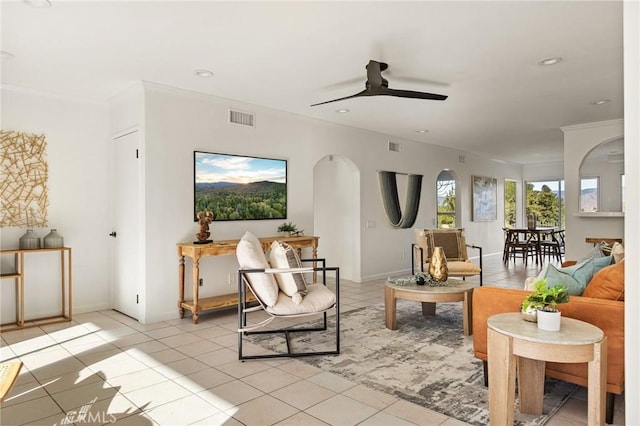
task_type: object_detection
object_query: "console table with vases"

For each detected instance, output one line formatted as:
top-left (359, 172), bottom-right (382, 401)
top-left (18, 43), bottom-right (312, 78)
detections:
top-left (0, 247), bottom-right (73, 332)
top-left (487, 312), bottom-right (607, 425)
top-left (177, 235), bottom-right (318, 324)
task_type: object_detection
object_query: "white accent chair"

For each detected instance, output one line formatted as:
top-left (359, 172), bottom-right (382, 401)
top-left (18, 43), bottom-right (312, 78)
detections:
top-left (236, 232), bottom-right (340, 360)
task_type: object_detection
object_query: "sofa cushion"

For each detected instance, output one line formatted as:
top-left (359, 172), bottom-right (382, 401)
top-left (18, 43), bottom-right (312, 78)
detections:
top-left (535, 256), bottom-right (612, 296)
top-left (236, 231), bottom-right (279, 307)
top-left (582, 260), bottom-right (625, 301)
top-left (269, 240), bottom-right (308, 303)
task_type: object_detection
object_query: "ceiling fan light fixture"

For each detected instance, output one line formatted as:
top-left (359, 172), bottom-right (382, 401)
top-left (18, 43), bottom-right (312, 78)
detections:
top-left (538, 57), bottom-right (563, 66)
top-left (592, 99), bottom-right (610, 105)
top-left (23, 0), bottom-right (52, 8)
top-left (194, 69), bottom-right (213, 78)
top-left (416, 129), bottom-right (429, 134)
top-left (336, 108), bottom-right (350, 113)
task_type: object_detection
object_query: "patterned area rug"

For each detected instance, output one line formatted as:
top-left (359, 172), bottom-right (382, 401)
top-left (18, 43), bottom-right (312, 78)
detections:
top-left (248, 300), bottom-right (577, 426)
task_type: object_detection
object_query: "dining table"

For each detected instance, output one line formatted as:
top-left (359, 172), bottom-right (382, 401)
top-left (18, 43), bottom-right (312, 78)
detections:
top-left (504, 227), bottom-right (556, 265)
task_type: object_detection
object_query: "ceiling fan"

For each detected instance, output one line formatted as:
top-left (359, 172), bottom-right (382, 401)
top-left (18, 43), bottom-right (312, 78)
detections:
top-left (310, 60), bottom-right (448, 107)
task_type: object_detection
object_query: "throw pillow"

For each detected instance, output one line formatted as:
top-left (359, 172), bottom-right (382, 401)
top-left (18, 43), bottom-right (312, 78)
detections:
top-left (611, 242), bottom-right (624, 263)
top-left (582, 260), bottom-right (624, 301)
top-left (236, 231), bottom-right (279, 307)
top-left (535, 255), bottom-right (613, 296)
top-left (269, 241), bottom-right (309, 304)
top-left (577, 244), bottom-right (606, 263)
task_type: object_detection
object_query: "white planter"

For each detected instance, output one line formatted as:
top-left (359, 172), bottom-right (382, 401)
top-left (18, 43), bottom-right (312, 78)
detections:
top-left (537, 310), bottom-right (561, 331)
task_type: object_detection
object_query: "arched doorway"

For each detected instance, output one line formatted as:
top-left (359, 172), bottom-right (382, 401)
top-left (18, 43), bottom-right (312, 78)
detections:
top-left (313, 155), bottom-right (360, 282)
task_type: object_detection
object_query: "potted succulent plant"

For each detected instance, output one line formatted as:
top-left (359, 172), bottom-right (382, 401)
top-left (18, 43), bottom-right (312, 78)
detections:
top-left (521, 279), bottom-right (570, 330)
top-left (277, 221), bottom-right (300, 237)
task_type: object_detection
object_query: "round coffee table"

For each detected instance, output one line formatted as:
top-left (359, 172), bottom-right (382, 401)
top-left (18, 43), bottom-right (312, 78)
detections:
top-left (384, 278), bottom-right (476, 335)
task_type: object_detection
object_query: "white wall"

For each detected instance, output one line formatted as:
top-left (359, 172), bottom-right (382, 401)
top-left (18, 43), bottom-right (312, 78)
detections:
top-left (561, 120), bottom-right (624, 259)
top-left (0, 87), bottom-right (112, 321)
top-left (623, 1), bottom-right (639, 422)
top-left (137, 83), bottom-right (521, 321)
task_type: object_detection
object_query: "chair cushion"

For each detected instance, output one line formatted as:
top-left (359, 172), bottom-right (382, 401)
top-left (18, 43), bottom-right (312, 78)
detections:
top-left (266, 283), bottom-right (336, 316)
top-left (447, 260), bottom-right (481, 274)
top-left (582, 260), bottom-right (625, 301)
top-left (236, 231), bottom-right (279, 307)
top-left (269, 241), bottom-right (308, 303)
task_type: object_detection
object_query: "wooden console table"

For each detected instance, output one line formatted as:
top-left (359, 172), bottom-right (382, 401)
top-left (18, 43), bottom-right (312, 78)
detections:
top-left (177, 235), bottom-right (318, 324)
top-left (0, 247), bottom-right (72, 332)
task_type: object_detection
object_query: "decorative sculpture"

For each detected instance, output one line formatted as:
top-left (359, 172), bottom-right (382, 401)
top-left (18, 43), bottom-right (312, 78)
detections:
top-left (429, 246), bottom-right (449, 282)
top-left (194, 211), bottom-right (214, 244)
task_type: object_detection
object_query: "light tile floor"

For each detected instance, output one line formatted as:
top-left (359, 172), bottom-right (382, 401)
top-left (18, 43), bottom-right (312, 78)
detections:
top-left (0, 254), bottom-right (625, 425)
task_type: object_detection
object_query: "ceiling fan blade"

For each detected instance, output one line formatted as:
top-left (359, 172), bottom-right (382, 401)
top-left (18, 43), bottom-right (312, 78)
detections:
top-left (310, 89), bottom-right (369, 107)
top-left (379, 88), bottom-right (448, 101)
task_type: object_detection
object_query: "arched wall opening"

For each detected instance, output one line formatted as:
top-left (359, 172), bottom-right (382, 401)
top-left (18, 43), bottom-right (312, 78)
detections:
top-left (313, 154), bottom-right (360, 282)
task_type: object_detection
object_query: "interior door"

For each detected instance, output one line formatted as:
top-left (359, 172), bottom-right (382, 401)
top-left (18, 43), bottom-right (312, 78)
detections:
top-left (111, 130), bottom-right (140, 319)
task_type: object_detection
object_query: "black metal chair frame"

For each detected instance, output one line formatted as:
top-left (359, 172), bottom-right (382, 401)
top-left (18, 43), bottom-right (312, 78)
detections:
top-left (411, 243), bottom-right (483, 286)
top-left (237, 258), bottom-right (340, 361)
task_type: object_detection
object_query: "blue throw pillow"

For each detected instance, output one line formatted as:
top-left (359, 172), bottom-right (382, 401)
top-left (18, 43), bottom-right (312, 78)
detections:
top-left (537, 256), bottom-right (613, 295)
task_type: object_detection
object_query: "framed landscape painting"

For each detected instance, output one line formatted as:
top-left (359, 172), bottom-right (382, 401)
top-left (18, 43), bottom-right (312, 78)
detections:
top-left (194, 151), bottom-right (287, 221)
top-left (472, 175), bottom-right (497, 221)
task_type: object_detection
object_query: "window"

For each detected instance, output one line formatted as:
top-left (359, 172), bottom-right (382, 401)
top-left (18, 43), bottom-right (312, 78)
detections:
top-left (580, 177), bottom-right (599, 212)
top-left (504, 179), bottom-right (516, 228)
top-left (525, 179), bottom-right (565, 228)
top-left (436, 170), bottom-right (456, 228)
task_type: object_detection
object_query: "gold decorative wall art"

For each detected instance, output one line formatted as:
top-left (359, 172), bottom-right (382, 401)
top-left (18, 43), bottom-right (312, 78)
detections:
top-left (0, 130), bottom-right (49, 227)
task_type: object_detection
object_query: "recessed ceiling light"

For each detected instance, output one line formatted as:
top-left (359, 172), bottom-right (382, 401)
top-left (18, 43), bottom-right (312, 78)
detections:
top-left (194, 69), bottom-right (213, 78)
top-left (592, 99), bottom-right (610, 105)
top-left (23, 0), bottom-right (52, 8)
top-left (336, 108), bottom-right (350, 113)
top-left (538, 57), bottom-right (563, 66)
top-left (416, 129), bottom-right (429, 134)
top-left (0, 51), bottom-right (15, 59)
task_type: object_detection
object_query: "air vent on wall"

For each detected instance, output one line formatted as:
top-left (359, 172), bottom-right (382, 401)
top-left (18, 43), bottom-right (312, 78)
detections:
top-left (388, 141), bottom-right (401, 152)
top-left (228, 109), bottom-right (255, 128)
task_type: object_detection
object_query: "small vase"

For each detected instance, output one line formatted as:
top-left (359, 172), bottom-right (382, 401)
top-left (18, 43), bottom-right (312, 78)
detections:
top-left (43, 229), bottom-right (64, 248)
top-left (537, 310), bottom-right (561, 331)
top-left (19, 229), bottom-right (41, 250)
top-left (429, 246), bottom-right (449, 282)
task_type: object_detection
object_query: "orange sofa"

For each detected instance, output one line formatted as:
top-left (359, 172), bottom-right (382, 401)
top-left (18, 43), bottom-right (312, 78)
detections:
top-left (472, 261), bottom-right (624, 423)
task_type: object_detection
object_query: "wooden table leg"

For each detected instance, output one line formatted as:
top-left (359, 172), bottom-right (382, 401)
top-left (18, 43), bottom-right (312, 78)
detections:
top-left (488, 328), bottom-right (516, 425)
top-left (178, 254), bottom-right (185, 318)
top-left (588, 337), bottom-right (607, 425)
top-left (517, 357), bottom-right (545, 414)
top-left (462, 289), bottom-right (472, 336)
top-left (421, 302), bottom-right (436, 316)
top-left (384, 286), bottom-right (397, 330)
top-left (192, 256), bottom-right (201, 324)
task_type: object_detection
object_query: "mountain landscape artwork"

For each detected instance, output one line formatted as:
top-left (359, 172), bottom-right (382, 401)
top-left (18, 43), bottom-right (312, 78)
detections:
top-left (194, 151), bottom-right (287, 221)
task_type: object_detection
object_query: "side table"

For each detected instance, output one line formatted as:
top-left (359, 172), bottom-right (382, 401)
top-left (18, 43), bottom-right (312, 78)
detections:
top-left (487, 312), bottom-right (607, 425)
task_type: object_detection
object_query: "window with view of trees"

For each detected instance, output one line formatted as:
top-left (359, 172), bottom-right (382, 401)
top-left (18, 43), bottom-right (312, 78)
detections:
top-left (504, 179), bottom-right (516, 228)
top-left (525, 180), bottom-right (565, 228)
top-left (436, 170), bottom-right (456, 228)
top-left (580, 177), bottom-right (599, 212)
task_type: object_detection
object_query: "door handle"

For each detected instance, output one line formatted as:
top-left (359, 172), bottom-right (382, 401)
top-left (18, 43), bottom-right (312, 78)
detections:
top-left (109, 231), bottom-right (117, 238)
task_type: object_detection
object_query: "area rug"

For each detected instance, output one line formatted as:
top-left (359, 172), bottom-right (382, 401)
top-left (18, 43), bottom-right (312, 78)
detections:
top-left (247, 300), bottom-right (577, 426)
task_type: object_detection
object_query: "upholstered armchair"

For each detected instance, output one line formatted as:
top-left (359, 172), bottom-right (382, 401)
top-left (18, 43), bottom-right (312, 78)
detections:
top-left (236, 231), bottom-right (340, 360)
top-left (412, 228), bottom-right (483, 286)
